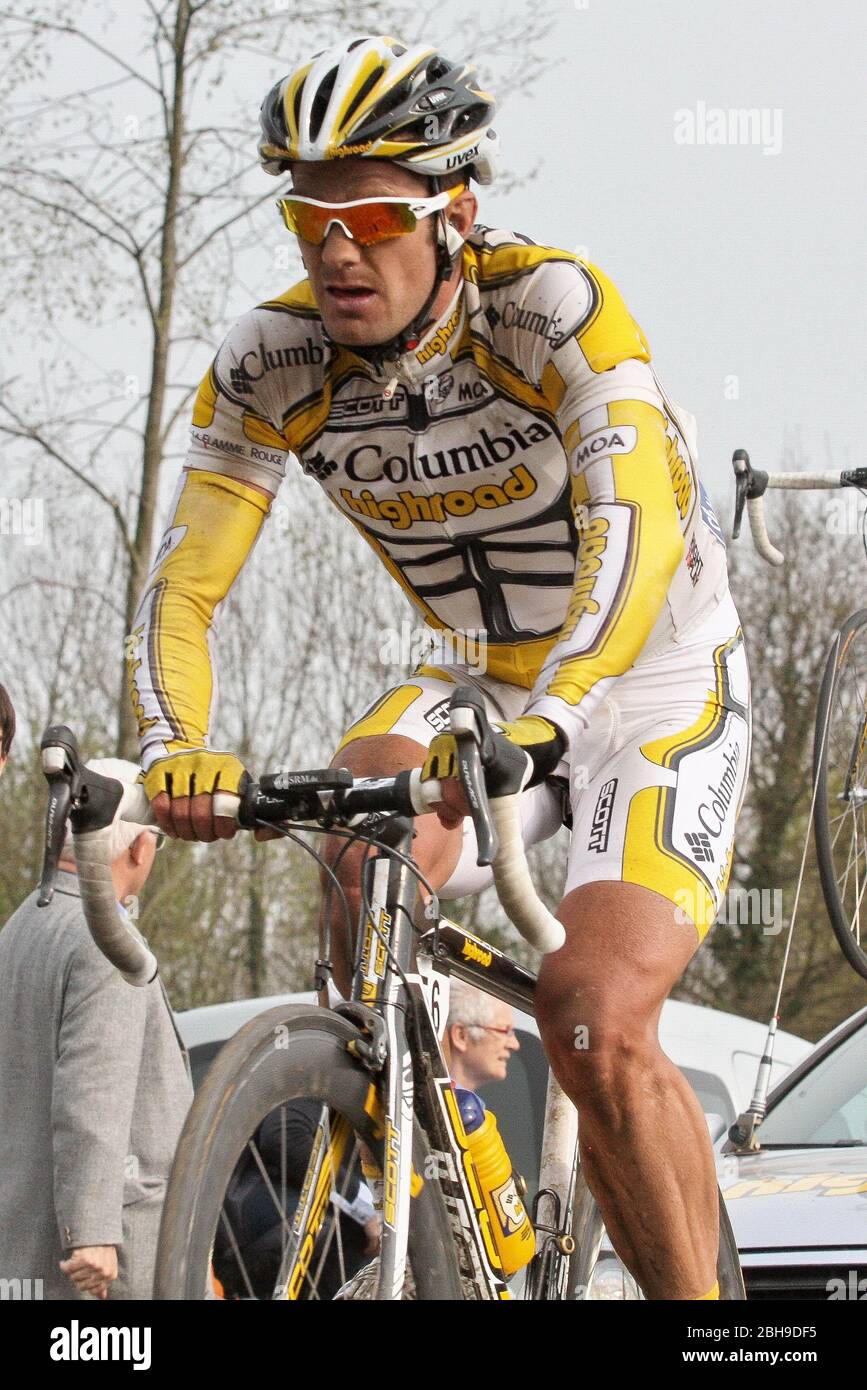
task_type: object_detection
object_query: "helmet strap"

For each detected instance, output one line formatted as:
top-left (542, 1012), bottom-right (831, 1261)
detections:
top-left (351, 175), bottom-right (463, 369)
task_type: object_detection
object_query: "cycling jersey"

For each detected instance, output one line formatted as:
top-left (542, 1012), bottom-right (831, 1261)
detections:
top-left (129, 226), bottom-right (730, 771)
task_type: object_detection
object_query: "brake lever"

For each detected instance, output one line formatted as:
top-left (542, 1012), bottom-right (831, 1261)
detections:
top-left (732, 449), bottom-right (751, 539)
top-left (38, 725), bottom-right (83, 906)
top-left (449, 687), bottom-right (498, 866)
top-left (38, 725), bottom-right (126, 905)
top-left (448, 686), bottom-right (540, 868)
top-left (732, 447), bottom-right (772, 541)
top-left (444, 691), bottom-right (566, 955)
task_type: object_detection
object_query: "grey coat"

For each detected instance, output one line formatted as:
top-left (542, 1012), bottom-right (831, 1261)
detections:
top-left (0, 872), bottom-right (193, 1299)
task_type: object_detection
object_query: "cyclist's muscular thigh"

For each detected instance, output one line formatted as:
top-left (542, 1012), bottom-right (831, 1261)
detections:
top-left (321, 733), bottom-right (462, 994)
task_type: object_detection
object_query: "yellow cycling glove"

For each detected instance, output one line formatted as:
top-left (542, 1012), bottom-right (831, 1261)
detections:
top-left (422, 715), bottom-right (565, 788)
top-left (142, 747), bottom-right (247, 802)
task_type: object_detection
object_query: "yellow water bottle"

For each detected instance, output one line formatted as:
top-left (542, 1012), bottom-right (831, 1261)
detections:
top-left (456, 1088), bottom-right (535, 1276)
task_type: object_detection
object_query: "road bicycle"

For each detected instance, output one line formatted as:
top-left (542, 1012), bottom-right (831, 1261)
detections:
top-left (732, 449), bottom-right (867, 981)
top-left (38, 692), bottom-right (745, 1300)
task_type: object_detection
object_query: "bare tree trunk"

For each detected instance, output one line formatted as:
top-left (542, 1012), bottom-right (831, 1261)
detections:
top-left (116, 0), bottom-right (191, 755)
top-left (246, 839), bottom-right (266, 996)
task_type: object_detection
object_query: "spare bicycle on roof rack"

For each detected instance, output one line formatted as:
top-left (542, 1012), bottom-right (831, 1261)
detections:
top-left (731, 448), bottom-right (867, 985)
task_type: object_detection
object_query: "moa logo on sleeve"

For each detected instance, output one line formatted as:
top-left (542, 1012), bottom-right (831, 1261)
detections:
top-left (573, 425), bottom-right (637, 469)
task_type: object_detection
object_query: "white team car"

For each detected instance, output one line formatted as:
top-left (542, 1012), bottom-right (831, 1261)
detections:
top-left (718, 1004), bottom-right (867, 1300)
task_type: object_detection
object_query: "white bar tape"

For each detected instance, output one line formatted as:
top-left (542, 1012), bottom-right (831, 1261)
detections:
top-left (213, 791), bottom-right (241, 821)
top-left (382, 771), bottom-right (566, 952)
top-left (764, 472), bottom-right (846, 488)
top-left (409, 770), bottom-right (441, 813)
top-left (746, 496), bottom-right (785, 566)
top-left (490, 793), bottom-right (565, 954)
top-left (73, 826), bottom-right (158, 987)
top-left (120, 781), bottom-right (154, 825)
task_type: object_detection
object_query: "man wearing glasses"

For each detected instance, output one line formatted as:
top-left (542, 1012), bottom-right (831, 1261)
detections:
top-left (128, 36), bottom-right (749, 1300)
top-left (446, 980), bottom-right (521, 1094)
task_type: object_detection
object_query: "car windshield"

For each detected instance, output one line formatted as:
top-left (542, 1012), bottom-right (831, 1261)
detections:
top-left (759, 1021), bottom-right (867, 1146)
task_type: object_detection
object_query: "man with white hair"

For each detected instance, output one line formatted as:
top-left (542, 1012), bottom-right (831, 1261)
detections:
top-left (0, 758), bottom-right (192, 1299)
top-left (446, 979), bottom-right (521, 1093)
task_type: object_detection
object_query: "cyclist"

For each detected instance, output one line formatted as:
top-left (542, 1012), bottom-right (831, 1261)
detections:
top-left (127, 35), bottom-right (751, 1300)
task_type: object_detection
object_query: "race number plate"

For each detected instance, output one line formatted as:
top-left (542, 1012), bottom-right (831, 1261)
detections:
top-left (416, 954), bottom-right (451, 1041)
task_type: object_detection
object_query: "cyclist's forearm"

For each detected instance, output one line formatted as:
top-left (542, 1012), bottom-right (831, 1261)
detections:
top-left (126, 468), bottom-right (271, 768)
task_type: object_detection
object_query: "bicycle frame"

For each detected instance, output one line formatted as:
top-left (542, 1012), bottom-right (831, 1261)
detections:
top-left (278, 814), bottom-right (579, 1301)
top-left (37, 721), bottom-right (582, 1300)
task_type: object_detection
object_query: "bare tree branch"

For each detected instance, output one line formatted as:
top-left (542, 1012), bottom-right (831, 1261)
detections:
top-left (0, 12), bottom-right (165, 98)
top-left (0, 400), bottom-right (132, 552)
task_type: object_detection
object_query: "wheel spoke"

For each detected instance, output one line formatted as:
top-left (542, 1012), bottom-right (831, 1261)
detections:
top-left (847, 870), bottom-right (867, 946)
top-left (815, 616), bottom-right (867, 978)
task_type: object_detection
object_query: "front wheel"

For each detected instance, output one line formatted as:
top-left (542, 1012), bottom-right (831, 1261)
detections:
top-left (154, 1004), bottom-right (462, 1299)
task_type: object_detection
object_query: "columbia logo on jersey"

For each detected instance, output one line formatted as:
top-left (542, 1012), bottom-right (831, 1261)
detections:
top-left (228, 337), bottom-right (326, 394)
top-left (342, 421), bottom-right (552, 485)
top-left (302, 451), bottom-right (338, 481)
top-left (502, 298), bottom-right (565, 349)
top-left (685, 831), bottom-right (714, 864)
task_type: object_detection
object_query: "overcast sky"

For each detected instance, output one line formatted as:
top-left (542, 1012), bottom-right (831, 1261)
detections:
top-left (7, 0), bottom-right (865, 527)
top-left (220, 0), bottom-right (866, 509)
top-left (486, 0), bottom-right (864, 506)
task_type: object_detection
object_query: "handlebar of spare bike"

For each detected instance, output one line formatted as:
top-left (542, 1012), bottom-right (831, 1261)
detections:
top-left (731, 447), bottom-right (867, 566)
top-left (37, 686), bottom-right (565, 986)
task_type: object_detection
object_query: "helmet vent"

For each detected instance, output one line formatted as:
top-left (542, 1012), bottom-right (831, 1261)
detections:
top-left (426, 57), bottom-right (451, 82)
top-left (394, 116), bottom-right (434, 143)
top-left (367, 78), bottom-right (413, 128)
top-left (342, 64), bottom-right (385, 130)
top-left (453, 102), bottom-right (488, 136)
top-left (309, 67), bottom-right (337, 141)
top-left (258, 40), bottom-right (499, 186)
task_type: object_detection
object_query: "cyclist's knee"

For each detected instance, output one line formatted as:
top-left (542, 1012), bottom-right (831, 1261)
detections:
top-left (535, 962), bottom-right (661, 1111)
top-left (330, 732), bottom-right (425, 778)
top-left (325, 733), bottom-right (463, 890)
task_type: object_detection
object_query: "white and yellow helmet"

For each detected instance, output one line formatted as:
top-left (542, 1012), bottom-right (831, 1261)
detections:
top-left (259, 35), bottom-right (499, 186)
